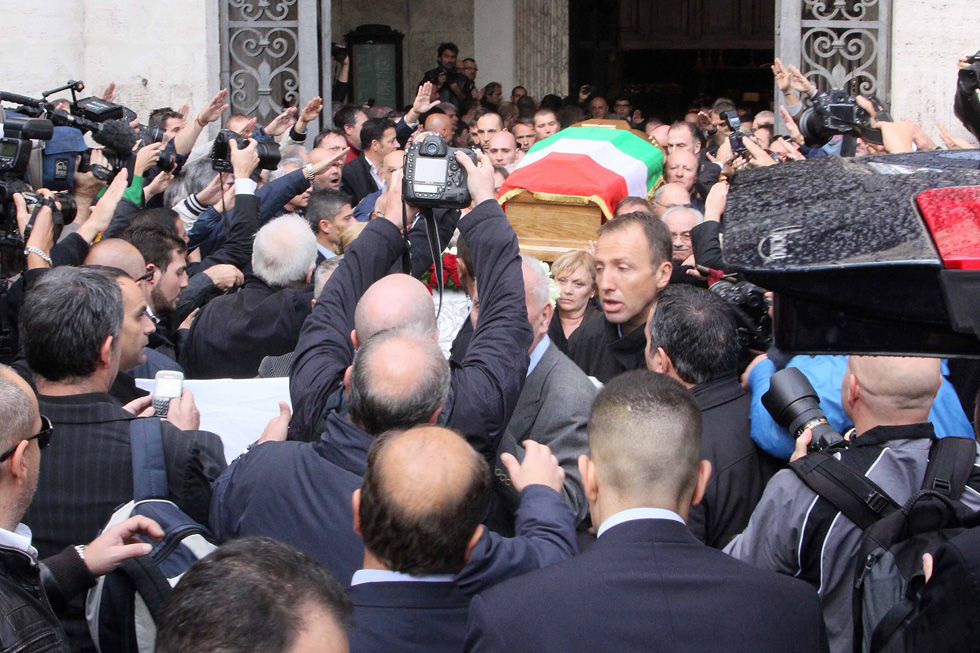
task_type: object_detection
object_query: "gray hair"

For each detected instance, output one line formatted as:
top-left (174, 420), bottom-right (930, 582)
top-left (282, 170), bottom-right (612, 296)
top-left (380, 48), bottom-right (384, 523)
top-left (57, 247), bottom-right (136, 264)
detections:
top-left (348, 328), bottom-right (451, 436)
top-left (268, 146), bottom-right (309, 182)
top-left (0, 366), bottom-right (37, 454)
top-left (252, 214), bottom-right (317, 288)
top-left (166, 157), bottom-right (220, 208)
top-left (313, 258), bottom-right (341, 297)
top-left (21, 266), bottom-right (124, 383)
top-left (520, 254), bottom-right (550, 310)
top-left (661, 206), bottom-right (704, 226)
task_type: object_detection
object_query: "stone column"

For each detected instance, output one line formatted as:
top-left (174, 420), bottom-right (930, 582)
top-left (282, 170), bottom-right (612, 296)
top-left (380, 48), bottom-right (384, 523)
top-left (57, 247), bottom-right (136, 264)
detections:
top-left (514, 0), bottom-right (569, 99)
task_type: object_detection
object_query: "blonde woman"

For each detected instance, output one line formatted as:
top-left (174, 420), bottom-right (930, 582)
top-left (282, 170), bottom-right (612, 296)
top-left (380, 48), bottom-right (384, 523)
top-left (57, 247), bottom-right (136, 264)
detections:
top-left (548, 249), bottom-right (599, 352)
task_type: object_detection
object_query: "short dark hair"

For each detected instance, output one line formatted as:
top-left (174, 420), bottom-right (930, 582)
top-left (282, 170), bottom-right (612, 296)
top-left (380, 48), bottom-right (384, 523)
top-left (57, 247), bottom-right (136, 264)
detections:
top-left (122, 222), bottom-right (186, 272)
top-left (511, 85), bottom-right (527, 95)
top-left (533, 107), bottom-right (557, 122)
top-left (131, 208), bottom-right (181, 237)
top-left (669, 120), bottom-right (703, 145)
top-left (306, 189), bottom-right (352, 231)
top-left (598, 211), bottom-right (672, 267)
top-left (615, 196), bottom-right (652, 214)
top-left (462, 57), bottom-right (475, 64)
top-left (21, 266), bottom-right (123, 383)
top-left (516, 96), bottom-right (536, 118)
top-left (148, 107), bottom-right (184, 129)
top-left (438, 42), bottom-right (459, 57)
top-left (712, 97), bottom-right (736, 115)
top-left (359, 118), bottom-right (395, 151)
top-left (539, 94), bottom-right (563, 112)
top-left (589, 370), bottom-right (703, 502)
top-left (348, 328), bottom-right (451, 436)
top-left (155, 537), bottom-right (351, 653)
top-left (474, 110), bottom-right (503, 130)
top-left (313, 127), bottom-right (347, 149)
top-left (484, 82), bottom-right (502, 95)
top-left (648, 285), bottom-right (740, 385)
top-left (359, 428), bottom-right (490, 575)
top-left (333, 104), bottom-right (366, 130)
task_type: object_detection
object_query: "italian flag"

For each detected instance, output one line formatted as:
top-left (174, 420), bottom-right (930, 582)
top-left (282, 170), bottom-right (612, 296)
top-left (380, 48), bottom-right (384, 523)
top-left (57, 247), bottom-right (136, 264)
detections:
top-left (499, 126), bottom-right (665, 221)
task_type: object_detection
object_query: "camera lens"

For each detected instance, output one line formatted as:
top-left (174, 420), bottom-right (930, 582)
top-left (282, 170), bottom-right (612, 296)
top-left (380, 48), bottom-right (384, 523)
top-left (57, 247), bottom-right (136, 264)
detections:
top-left (762, 367), bottom-right (845, 451)
top-left (425, 142), bottom-right (439, 155)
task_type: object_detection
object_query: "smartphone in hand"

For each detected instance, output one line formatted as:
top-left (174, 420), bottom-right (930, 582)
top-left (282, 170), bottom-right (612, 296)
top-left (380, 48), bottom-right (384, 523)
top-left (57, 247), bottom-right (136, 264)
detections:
top-left (151, 371), bottom-right (184, 418)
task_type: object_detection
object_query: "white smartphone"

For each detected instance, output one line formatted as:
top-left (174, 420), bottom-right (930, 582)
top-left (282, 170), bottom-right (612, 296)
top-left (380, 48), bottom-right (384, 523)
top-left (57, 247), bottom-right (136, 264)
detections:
top-left (151, 371), bottom-right (184, 418)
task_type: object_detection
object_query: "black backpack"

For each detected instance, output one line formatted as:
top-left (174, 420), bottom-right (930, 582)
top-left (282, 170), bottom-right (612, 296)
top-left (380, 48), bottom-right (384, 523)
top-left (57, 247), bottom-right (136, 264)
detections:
top-left (85, 418), bottom-right (218, 652)
top-left (790, 436), bottom-right (978, 653)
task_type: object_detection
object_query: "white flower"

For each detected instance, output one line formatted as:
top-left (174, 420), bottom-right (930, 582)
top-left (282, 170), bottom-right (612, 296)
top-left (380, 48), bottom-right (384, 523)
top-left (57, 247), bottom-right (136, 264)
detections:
top-left (539, 260), bottom-right (560, 304)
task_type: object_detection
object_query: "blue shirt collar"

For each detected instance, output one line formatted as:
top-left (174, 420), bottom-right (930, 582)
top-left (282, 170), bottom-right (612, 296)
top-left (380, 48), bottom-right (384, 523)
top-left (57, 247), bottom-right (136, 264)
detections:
top-left (596, 507), bottom-right (685, 537)
top-left (350, 569), bottom-right (455, 586)
top-left (317, 243), bottom-right (337, 260)
top-left (527, 335), bottom-right (551, 377)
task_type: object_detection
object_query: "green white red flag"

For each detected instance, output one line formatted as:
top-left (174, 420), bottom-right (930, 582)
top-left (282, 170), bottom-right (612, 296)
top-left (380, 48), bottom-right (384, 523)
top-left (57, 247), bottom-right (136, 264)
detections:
top-left (499, 125), bottom-right (665, 220)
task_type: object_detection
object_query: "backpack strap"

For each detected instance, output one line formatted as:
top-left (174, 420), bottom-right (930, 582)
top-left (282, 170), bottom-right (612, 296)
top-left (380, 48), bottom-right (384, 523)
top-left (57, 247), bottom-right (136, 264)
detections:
top-left (921, 436), bottom-right (977, 499)
top-left (129, 418), bottom-right (169, 501)
top-left (790, 451), bottom-right (900, 531)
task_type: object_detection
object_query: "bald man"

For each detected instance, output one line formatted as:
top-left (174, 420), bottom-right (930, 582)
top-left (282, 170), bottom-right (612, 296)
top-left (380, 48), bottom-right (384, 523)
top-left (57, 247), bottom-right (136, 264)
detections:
top-left (348, 425), bottom-right (567, 651)
top-left (288, 151), bottom-right (532, 458)
top-left (467, 371), bottom-right (828, 652)
top-left (424, 112), bottom-right (454, 142)
top-left (727, 356), bottom-right (980, 652)
top-left (486, 131), bottom-right (521, 167)
top-left (651, 182), bottom-right (693, 219)
top-left (84, 238), bottom-right (147, 279)
top-left (664, 150), bottom-right (699, 194)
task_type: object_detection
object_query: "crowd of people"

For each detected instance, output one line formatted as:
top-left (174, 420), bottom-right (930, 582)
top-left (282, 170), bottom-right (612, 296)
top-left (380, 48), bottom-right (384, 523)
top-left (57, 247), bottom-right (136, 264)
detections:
top-left (0, 38), bottom-right (979, 653)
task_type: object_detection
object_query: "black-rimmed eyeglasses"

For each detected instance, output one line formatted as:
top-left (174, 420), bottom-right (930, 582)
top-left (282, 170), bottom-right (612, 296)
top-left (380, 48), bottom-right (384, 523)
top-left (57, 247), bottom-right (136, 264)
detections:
top-left (0, 416), bottom-right (53, 462)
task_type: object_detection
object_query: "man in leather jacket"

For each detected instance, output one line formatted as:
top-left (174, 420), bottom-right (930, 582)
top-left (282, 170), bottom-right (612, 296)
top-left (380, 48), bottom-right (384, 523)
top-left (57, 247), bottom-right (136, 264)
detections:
top-left (0, 366), bottom-right (162, 651)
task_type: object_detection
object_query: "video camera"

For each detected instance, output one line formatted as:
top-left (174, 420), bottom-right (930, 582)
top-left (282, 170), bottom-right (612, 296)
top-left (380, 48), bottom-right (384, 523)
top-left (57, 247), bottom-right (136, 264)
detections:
top-left (210, 129), bottom-right (281, 174)
top-left (402, 134), bottom-right (477, 209)
top-left (797, 88), bottom-right (885, 148)
top-left (721, 110), bottom-right (748, 155)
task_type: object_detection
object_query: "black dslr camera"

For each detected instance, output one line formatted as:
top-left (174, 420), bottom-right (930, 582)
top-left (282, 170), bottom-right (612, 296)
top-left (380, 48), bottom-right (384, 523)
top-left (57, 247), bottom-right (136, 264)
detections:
top-left (210, 129), bottom-right (281, 174)
top-left (763, 367), bottom-right (848, 453)
top-left (722, 110), bottom-right (748, 155)
top-left (403, 135), bottom-right (477, 209)
top-left (797, 89), bottom-right (881, 147)
top-left (709, 279), bottom-right (772, 352)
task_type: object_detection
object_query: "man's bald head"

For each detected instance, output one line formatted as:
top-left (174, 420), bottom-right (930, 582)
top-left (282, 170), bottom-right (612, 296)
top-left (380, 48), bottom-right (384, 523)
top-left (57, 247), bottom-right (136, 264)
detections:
top-left (84, 239), bottom-right (147, 279)
top-left (487, 131), bottom-right (519, 166)
top-left (652, 182), bottom-right (692, 219)
top-left (423, 113), bottom-right (453, 142)
top-left (664, 150), bottom-right (699, 193)
top-left (359, 425), bottom-right (489, 574)
top-left (844, 356), bottom-right (942, 422)
top-left (588, 370), bottom-right (702, 506)
top-left (354, 274), bottom-right (437, 343)
top-left (0, 366), bottom-right (38, 456)
top-left (348, 328), bottom-right (450, 436)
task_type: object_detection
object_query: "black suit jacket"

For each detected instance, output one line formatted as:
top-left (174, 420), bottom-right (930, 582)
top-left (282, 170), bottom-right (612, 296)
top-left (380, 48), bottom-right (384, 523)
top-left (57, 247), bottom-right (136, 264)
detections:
top-left (180, 276), bottom-right (313, 379)
top-left (340, 153), bottom-right (380, 207)
top-left (566, 313), bottom-right (646, 383)
top-left (349, 581), bottom-right (469, 653)
top-left (688, 376), bottom-right (778, 549)
top-left (466, 518), bottom-right (829, 653)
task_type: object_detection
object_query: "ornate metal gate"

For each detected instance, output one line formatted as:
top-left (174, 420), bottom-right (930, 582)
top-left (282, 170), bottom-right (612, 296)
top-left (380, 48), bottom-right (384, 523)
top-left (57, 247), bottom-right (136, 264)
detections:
top-left (219, 0), bottom-right (332, 131)
top-left (775, 0), bottom-right (891, 114)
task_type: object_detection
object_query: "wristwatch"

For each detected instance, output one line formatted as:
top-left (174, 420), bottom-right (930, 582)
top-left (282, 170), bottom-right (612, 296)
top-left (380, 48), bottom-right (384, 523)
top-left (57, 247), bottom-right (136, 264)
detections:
top-left (304, 163), bottom-right (316, 182)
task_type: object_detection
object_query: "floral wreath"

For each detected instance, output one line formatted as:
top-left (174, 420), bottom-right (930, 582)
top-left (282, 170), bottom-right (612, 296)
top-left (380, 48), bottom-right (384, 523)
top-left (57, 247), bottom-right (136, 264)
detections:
top-left (421, 250), bottom-right (562, 302)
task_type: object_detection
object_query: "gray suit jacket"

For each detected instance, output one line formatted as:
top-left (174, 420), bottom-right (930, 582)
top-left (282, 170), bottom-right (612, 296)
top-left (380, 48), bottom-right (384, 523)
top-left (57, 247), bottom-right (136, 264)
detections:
top-left (496, 341), bottom-right (595, 525)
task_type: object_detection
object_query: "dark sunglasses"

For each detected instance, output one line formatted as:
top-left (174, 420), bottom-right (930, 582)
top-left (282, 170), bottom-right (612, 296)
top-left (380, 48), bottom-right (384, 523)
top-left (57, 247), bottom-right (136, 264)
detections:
top-left (0, 416), bottom-right (53, 462)
top-left (135, 267), bottom-right (154, 283)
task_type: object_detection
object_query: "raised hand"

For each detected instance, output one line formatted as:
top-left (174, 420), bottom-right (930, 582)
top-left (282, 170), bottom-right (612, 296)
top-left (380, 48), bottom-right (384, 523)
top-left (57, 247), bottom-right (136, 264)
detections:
top-left (198, 89), bottom-right (230, 125)
top-left (500, 441), bottom-right (565, 494)
top-left (265, 107), bottom-right (298, 138)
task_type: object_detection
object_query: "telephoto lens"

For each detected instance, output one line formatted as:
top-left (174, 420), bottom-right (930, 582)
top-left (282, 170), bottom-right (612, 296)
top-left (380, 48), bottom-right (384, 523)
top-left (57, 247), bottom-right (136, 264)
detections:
top-left (762, 367), bottom-right (847, 452)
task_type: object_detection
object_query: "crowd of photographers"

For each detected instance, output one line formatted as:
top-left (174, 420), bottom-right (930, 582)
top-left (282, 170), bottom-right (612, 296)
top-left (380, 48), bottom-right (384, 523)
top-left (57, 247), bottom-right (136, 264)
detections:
top-left (0, 39), bottom-right (979, 653)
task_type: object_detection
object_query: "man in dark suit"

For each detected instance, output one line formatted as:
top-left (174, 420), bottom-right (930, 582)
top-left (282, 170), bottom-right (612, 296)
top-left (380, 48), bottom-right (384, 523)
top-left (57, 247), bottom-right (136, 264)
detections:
top-left (348, 425), bottom-right (567, 652)
top-left (645, 285), bottom-right (776, 548)
top-left (465, 370), bottom-right (829, 653)
top-left (307, 189), bottom-right (357, 263)
top-left (19, 266), bottom-right (226, 649)
top-left (181, 214), bottom-right (317, 379)
top-left (492, 255), bottom-right (595, 532)
top-left (341, 117), bottom-right (397, 207)
top-left (567, 212), bottom-right (673, 383)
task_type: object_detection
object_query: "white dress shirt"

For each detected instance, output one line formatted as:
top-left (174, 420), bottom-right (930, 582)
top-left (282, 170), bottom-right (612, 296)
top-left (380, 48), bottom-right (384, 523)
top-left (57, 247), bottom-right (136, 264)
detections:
top-left (596, 507), bottom-right (685, 538)
top-left (350, 569), bottom-right (454, 586)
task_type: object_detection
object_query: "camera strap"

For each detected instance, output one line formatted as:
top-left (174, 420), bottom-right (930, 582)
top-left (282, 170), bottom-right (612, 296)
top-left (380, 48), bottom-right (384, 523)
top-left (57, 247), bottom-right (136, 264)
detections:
top-left (402, 203), bottom-right (445, 318)
top-left (23, 198), bottom-right (53, 243)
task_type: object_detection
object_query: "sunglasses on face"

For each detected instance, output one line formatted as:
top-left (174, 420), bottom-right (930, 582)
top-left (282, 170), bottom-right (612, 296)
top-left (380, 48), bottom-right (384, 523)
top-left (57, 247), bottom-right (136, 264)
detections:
top-left (135, 267), bottom-right (154, 283)
top-left (0, 416), bottom-right (53, 463)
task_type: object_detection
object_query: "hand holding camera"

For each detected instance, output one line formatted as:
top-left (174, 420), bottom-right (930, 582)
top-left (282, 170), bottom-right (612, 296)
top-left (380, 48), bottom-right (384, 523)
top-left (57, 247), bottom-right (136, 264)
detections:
top-left (229, 138), bottom-right (260, 180)
top-left (133, 142), bottom-right (165, 178)
top-left (457, 149), bottom-right (495, 207)
top-left (402, 134), bottom-right (479, 209)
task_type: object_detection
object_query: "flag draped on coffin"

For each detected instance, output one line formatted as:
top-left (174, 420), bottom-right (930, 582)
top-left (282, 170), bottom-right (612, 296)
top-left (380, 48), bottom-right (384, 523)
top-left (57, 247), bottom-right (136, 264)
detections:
top-left (498, 126), bottom-right (665, 221)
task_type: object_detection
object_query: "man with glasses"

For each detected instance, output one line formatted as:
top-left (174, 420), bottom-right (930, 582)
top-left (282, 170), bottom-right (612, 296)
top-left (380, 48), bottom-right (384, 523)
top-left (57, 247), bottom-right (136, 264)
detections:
top-left (661, 206), bottom-right (704, 266)
top-left (0, 365), bottom-right (166, 651)
top-left (19, 266), bottom-right (226, 650)
top-left (652, 182), bottom-right (698, 219)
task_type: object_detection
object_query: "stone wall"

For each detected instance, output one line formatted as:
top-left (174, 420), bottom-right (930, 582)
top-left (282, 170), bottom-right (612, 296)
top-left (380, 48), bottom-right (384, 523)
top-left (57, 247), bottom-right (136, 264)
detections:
top-left (332, 0), bottom-right (475, 107)
top-left (2, 0), bottom-right (217, 124)
top-left (890, 0), bottom-right (980, 143)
